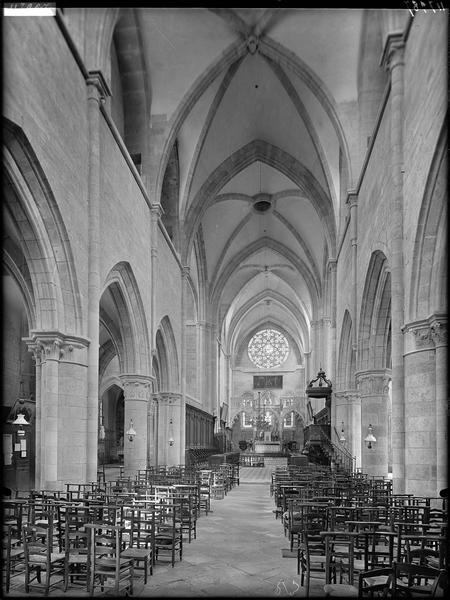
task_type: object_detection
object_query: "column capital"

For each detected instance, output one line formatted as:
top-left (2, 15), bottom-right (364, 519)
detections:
top-left (380, 33), bottom-right (405, 71)
top-left (327, 258), bottom-right (337, 272)
top-left (150, 203), bottom-right (163, 220)
top-left (23, 330), bottom-right (89, 363)
top-left (119, 374), bottom-right (154, 402)
top-left (355, 369), bottom-right (392, 396)
top-left (86, 70), bottom-right (111, 103)
top-left (346, 189), bottom-right (358, 207)
top-left (430, 318), bottom-right (447, 348)
top-left (402, 319), bottom-right (434, 352)
top-left (157, 392), bottom-right (183, 406)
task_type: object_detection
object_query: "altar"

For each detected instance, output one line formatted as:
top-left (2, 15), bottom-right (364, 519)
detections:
top-left (254, 441), bottom-right (282, 454)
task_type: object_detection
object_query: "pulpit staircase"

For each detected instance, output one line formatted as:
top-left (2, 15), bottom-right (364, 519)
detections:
top-left (303, 411), bottom-right (355, 474)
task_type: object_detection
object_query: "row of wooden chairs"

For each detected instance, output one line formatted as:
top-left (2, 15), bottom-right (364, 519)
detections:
top-left (2, 462), bottom-right (240, 595)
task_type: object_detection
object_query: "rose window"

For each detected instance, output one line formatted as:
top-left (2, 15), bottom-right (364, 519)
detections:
top-left (248, 329), bottom-right (289, 369)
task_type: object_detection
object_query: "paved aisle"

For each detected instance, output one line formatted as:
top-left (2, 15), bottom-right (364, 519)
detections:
top-left (139, 481), bottom-right (322, 597)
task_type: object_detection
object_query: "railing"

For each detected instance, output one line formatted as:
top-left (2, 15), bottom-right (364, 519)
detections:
top-left (325, 426), bottom-right (356, 474)
top-left (303, 423), bottom-right (356, 474)
top-left (239, 453), bottom-right (265, 467)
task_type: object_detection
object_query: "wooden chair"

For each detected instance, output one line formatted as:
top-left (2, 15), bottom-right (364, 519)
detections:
top-left (2, 523), bottom-right (25, 593)
top-left (120, 507), bottom-right (154, 584)
top-left (390, 561), bottom-right (446, 598)
top-left (154, 500), bottom-right (183, 567)
top-left (199, 481), bottom-right (211, 515)
top-left (404, 534), bottom-right (447, 570)
top-left (3, 500), bottom-right (25, 539)
top-left (298, 529), bottom-right (330, 596)
top-left (22, 522), bottom-right (65, 595)
top-left (28, 499), bottom-right (64, 552)
top-left (86, 523), bottom-right (134, 596)
top-left (358, 566), bottom-right (393, 598)
top-left (322, 531), bottom-right (360, 597)
top-left (176, 494), bottom-right (197, 543)
top-left (62, 506), bottom-right (89, 591)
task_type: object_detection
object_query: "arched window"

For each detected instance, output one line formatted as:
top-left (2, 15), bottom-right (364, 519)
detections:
top-left (248, 329), bottom-right (289, 369)
top-left (283, 411), bottom-right (294, 428)
top-left (242, 412), bottom-right (253, 428)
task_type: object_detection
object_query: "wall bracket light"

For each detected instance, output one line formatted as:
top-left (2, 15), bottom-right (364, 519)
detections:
top-left (364, 424), bottom-right (376, 449)
top-left (126, 419), bottom-right (136, 442)
top-left (339, 421), bottom-right (346, 443)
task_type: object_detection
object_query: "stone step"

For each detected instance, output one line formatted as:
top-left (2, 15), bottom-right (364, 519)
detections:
top-left (262, 456), bottom-right (288, 468)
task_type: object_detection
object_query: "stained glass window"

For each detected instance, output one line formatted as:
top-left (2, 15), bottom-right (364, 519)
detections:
top-left (248, 329), bottom-right (289, 369)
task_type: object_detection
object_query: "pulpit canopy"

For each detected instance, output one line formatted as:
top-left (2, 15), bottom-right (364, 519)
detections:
top-left (305, 368), bottom-right (332, 399)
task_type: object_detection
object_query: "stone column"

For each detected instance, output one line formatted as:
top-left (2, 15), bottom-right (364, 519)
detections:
top-left (402, 320), bottom-right (438, 495)
top-left (327, 259), bottom-right (337, 381)
top-left (86, 71), bottom-right (111, 483)
top-left (157, 392), bottom-right (184, 466)
top-left (120, 375), bottom-right (153, 476)
top-left (430, 317), bottom-right (447, 495)
top-left (382, 35), bottom-right (405, 493)
top-left (309, 320), bottom-right (321, 382)
top-left (150, 204), bottom-right (162, 349)
top-left (147, 389), bottom-right (157, 467)
top-left (28, 345), bottom-right (42, 487)
top-left (303, 351), bottom-right (312, 389)
top-left (24, 331), bottom-right (89, 489)
top-left (348, 191), bottom-right (358, 351)
top-left (356, 369), bottom-right (391, 478)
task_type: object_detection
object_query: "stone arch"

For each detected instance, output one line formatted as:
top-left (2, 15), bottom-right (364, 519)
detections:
top-left (152, 355), bottom-right (161, 392)
top-left (110, 8), bottom-right (151, 172)
top-left (82, 8), bottom-right (121, 82)
top-left (409, 125), bottom-right (447, 320)
top-left (3, 118), bottom-right (83, 335)
top-left (157, 35), bottom-right (352, 210)
top-left (184, 276), bottom-right (199, 399)
top-left (183, 140), bottom-right (336, 264)
top-left (357, 10), bottom-right (388, 159)
top-left (358, 251), bottom-right (390, 372)
top-left (337, 310), bottom-right (356, 390)
top-left (227, 289), bottom-right (309, 358)
top-left (160, 140), bottom-right (181, 249)
top-left (234, 322), bottom-right (302, 369)
top-left (372, 271), bottom-right (391, 370)
top-left (155, 316), bottom-right (180, 391)
top-left (99, 381), bottom-right (124, 464)
top-left (101, 262), bottom-right (151, 375)
top-left (211, 234), bottom-right (320, 312)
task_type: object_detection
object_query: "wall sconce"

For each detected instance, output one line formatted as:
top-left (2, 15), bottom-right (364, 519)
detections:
top-left (168, 417), bottom-right (174, 446)
top-left (364, 424), bottom-right (376, 449)
top-left (99, 423), bottom-right (106, 441)
top-left (339, 421), bottom-right (346, 443)
top-left (126, 419), bottom-right (136, 442)
top-left (12, 411), bottom-right (30, 437)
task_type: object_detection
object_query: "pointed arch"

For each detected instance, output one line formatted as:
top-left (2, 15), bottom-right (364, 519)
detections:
top-left (337, 310), bottom-right (356, 390)
top-left (358, 251), bottom-right (390, 372)
top-left (155, 316), bottom-right (180, 392)
top-left (210, 234), bottom-right (320, 311)
top-left (110, 9), bottom-right (151, 168)
top-left (184, 140), bottom-right (336, 264)
top-left (409, 124), bottom-right (447, 320)
top-left (101, 261), bottom-right (151, 374)
top-left (3, 118), bottom-right (83, 335)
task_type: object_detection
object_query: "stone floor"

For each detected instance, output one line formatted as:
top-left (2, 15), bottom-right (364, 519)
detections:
top-left (5, 467), bottom-right (326, 597)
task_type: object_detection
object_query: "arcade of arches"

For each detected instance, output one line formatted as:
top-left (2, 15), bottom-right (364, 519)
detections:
top-left (2, 8), bottom-right (447, 498)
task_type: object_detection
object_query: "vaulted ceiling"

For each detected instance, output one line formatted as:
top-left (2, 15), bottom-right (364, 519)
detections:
top-left (105, 7), bottom-right (389, 359)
